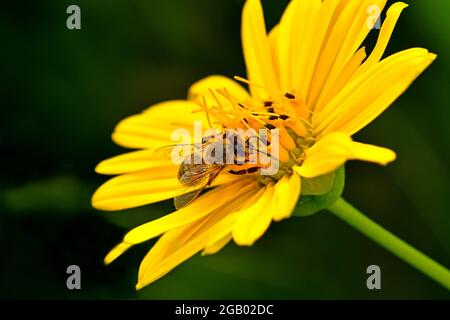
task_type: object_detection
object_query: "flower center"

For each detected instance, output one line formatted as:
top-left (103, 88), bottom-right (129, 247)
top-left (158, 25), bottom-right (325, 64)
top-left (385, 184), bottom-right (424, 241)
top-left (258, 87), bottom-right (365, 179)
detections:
top-left (194, 77), bottom-right (318, 182)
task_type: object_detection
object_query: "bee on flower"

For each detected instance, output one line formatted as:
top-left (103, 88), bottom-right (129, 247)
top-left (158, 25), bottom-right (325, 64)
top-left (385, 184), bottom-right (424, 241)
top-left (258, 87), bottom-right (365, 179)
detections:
top-left (92, 0), bottom-right (436, 290)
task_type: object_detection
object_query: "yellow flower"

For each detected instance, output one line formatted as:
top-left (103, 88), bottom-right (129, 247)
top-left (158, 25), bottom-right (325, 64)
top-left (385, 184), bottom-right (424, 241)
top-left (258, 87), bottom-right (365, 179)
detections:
top-left (92, 0), bottom-right (435, 289)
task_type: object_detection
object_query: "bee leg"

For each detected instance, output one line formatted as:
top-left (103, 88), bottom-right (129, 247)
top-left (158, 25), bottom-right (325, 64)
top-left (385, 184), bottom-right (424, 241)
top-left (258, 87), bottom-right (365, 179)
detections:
top-left (247, 167), bottom-right (259, 174)
top-left (229, 169), bottom-right (248, 175)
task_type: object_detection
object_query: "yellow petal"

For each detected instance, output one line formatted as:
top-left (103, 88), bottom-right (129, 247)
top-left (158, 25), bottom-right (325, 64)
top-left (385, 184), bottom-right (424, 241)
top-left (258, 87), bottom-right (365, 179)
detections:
top-left (346, 141), bottom-right (397, 165)
top-left (104, 242), bottom-right (132, 265)
top-left (314, 48), bottom-right (436, 136)
top-left (272, 172), bottom-right (301, 222)
top-left (356, 2), bottom-right (409, 76)
top-left (104, 181), bottom-right (256, 269)
top-left (123, 180), bottom-right (255, 245)
top-left (112, 100), bottom-right (207, 149)
top-left (308, 0), bottom-right (387, 107)
top-left (136, 221), bottom-right (208, 289)
top-left (201, 188), bottom-right (265, 250)
top-left (275, 0), bottom-right (340, 97)
top-left (136, 232), bottom-right (209, 288)
top-left (295, 132), bottom-right (396, 178)
top-left (233, 185), bottom-right (275, 246)
top-left (92, 180), bottom-right (181, 212)
top-left (268, 24), bottom-right (280, 82)
top-left (289, 0), bottom-right (322, 100)
top-left (242, 0), bottom-right (279, 99)
top-left (202, 234), bottom-right (232, 256)
top-left (315, 46), bottom-right (367, 113)
top-left (136, 184), bottom-right (257, 281)
top-left (272, 0), bottom-right (296, 90)
top-left (92, 163), bottom-right (182, 211)
top-left (92, 163), bottom-right (239, 211)
top-left (137, 220), bottom-right (200, 282)
top-left (136, 187), bottom-right (257, 288)
top-left (95, 149), bottom-right (160, 175)
top-left (321, 0), bottom-right (387, 94)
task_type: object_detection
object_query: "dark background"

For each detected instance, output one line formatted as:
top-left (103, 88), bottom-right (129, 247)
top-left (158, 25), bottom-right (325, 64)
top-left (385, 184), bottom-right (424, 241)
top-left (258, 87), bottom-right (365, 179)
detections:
top-left (1, 0), bottom-right (449, 299)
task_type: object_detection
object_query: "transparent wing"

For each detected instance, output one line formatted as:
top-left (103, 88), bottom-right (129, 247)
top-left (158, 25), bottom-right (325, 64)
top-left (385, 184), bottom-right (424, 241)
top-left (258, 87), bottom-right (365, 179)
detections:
top-left (174, 164), bottom-right (224, 210)
top-left (151, 143), bottom-right (201, 164)
top-left (174, 176), bottom-right (209, 210)
top-left (151, 133), bottom-right (222, 163)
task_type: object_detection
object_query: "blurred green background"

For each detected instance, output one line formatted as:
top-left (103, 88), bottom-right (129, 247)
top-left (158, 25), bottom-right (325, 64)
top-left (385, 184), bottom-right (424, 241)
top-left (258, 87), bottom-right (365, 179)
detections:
top-left (1, 0), bottom-right (449, 299)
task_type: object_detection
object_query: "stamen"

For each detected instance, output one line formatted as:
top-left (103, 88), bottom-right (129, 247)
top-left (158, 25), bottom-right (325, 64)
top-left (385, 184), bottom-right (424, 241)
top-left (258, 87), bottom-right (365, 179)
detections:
top-left (208, 89), bottom-right (226, 111)
top-left (220, 88), bottom-right (241, 114)
top-left (234, 76), bottom-right (285, 100)
top-left (234, 76), bottom-right (265, 89)
top-left (241, 119), bottom-right (253, 131)
top-left (201, 95), bottom-right (214, 128)
top-left (284, 92), bottom-right (296, 100)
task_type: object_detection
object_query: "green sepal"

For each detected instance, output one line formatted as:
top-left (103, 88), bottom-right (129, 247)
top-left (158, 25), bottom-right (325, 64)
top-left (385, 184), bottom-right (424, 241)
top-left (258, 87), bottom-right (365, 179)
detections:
top-left (292, 166), bottom-right (345, 217)
top-left (301, 171), bottom-right (336, 196)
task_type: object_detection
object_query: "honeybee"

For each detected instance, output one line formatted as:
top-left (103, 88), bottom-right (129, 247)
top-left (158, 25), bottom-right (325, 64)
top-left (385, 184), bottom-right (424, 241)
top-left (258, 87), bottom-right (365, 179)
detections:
top-left (155, 132), bottom-right (268, 209)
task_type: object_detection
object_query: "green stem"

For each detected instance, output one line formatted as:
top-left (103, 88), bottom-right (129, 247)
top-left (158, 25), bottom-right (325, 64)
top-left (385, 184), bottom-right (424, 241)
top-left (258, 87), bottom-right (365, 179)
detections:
top-left (328, 197), bottom-right (450, 290)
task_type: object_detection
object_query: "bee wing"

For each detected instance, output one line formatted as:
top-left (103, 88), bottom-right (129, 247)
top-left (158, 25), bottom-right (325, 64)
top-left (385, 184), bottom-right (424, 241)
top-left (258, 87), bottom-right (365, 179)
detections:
top-left (151, 143), bottom-right (201, 164)
top-left (151, 133), bottom-right (223, 164)
top-left (174, 177), bottom-right (209, 210)
top-left (174, 164), bottom-right (224, 210)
